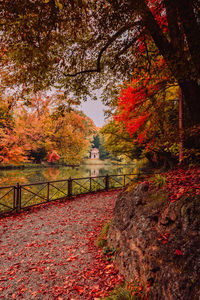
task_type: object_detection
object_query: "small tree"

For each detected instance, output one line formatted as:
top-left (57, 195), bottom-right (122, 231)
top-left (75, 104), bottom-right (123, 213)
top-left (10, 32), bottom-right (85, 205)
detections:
top-left (47, 150), bottom-right (60, 163)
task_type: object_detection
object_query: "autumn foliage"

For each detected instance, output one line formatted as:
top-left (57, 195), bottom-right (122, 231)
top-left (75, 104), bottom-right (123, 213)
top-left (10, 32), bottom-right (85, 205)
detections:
top-left (108, 38), bottom-right (180, 165)
top-left (47, 150), bottom-right (60, 163)
top-left (0, 93), bottom-right (96, 164)
top-left (110, 2), bottom-right (199, 165)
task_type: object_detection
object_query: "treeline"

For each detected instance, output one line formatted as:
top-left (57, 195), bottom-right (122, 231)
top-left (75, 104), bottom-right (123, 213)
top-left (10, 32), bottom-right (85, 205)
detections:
top-left (0, 0), bottom-right (199, 169)
top-left (0, 93), bottom-right (96, 165)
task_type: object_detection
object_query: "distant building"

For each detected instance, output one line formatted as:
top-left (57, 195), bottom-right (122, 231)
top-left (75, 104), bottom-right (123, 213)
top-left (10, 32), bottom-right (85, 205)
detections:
top-left (91, 148), bottom-right (99, 159)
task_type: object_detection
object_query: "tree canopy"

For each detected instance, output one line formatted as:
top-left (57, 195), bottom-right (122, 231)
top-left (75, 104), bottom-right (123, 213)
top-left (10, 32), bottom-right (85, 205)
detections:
top-left (0, 0), bottom-right (199, 123)
top-left (0, 92), bottom-right (96, 164)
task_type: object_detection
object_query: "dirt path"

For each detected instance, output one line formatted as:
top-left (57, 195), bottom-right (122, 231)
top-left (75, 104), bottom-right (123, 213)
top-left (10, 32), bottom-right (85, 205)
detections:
top-left (0, 190), bottom-right (123, 300)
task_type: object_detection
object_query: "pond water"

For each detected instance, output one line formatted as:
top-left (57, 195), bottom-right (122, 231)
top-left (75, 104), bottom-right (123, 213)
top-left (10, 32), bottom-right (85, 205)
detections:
top-left (0, 163), bottom-right (136, 187)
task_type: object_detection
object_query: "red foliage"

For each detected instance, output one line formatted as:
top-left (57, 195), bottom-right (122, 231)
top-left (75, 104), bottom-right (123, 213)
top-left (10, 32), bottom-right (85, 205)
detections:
top-left (149, 167), bottom-right (200, 260)
top-left (47, 150), bottom-right (60, 163)
top-left (146, 0), bottom-right (168, 32)
top-left (175, 249), bottom-right (183, 256)
top-left (158, 233), bottom-right (169, 245)
top-left (164, 167), bottom-right (200, 204)
top-left (114, 46), bottom-right (172, 150)
top-left (148, 167), bottom-right (200, 205)
top-left (114, 0), bottom-right (178, 152)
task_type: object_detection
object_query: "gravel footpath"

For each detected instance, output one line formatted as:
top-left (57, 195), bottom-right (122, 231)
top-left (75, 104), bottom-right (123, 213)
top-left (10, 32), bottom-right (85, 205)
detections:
top-left (0, 190), bottom-right (123, 300)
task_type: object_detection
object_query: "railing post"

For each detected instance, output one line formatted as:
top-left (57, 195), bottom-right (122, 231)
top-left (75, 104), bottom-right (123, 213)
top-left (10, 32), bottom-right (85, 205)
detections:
top-left (105, 174), bottom-right (109, 190)
top-left (47, 182), bottom-right (50, 202)
top-left (13, 186), bottom-right (16, 210)
top-left (16, 183), bottom-right (21, 213)
top-left (90, 176), bottom-right (92, 192)
top-left (68, 177), bottom-right (72, 197)
top-left (123, 175), bottom-right (126, 187)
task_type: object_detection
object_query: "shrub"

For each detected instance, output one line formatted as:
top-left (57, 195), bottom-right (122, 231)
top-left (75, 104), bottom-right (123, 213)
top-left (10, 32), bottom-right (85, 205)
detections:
top-left (103, 281), bottom-right (147, 300)
top-left (96, 221), bottom-right (110, 247)
top-left (153, 174), bottom-right (166, 188)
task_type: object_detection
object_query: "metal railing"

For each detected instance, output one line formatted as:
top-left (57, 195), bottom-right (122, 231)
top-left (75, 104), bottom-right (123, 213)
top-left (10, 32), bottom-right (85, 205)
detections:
top-left (0, 173), bottom-right (148, 215)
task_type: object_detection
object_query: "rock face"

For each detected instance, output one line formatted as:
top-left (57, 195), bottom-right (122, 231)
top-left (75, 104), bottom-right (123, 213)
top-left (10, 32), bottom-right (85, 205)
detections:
top-left (108, 183), bottom-right (200, 299)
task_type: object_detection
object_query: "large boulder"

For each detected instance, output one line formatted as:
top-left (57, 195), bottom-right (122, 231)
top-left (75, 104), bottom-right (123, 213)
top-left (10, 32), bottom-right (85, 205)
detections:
top-left (108, 182), bottom-right (200, 299)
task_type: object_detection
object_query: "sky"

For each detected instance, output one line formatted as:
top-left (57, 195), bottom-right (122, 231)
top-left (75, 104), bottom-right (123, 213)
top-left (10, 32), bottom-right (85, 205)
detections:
top-left (49, 87), bottom-right (107, 127)
top-left (80, 97), bottom-right (107, 127)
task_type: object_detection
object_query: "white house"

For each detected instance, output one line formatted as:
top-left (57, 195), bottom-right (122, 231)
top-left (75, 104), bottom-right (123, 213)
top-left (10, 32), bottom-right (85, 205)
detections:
top-left (91, 148), bottom-right (99, 159)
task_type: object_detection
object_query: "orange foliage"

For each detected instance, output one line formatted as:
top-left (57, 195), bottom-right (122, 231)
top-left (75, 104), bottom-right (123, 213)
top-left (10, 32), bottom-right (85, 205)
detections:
top-left (0, 93), bottom-right (96, 164)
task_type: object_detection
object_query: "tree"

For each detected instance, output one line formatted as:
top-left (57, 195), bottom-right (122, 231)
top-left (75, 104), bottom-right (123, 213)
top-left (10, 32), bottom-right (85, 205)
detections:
top-left (47, 150), bottom-right (60, 163)
top-left (51, 110), bottom-right (92, 164)
top-left (15, 94), bottom-right (53, 161)
top-left (91, 133), bottom-right (111, 160)
top-left (91, 134), bottom-right (100, 149)
top-left (101, 120), bottom-right (143, 160)
top-left (113, 31), bottom-right (200, 165)
top-left (116, 82), bottom-right (180, 166)
top-left (98, 134), bottom-right (110, 160)
top-left (0, 92), bottom-right (96, 164)
top-left (0, 0), bottom-right (199, 124)
top-left (0, 95), bottom-right (27, 163)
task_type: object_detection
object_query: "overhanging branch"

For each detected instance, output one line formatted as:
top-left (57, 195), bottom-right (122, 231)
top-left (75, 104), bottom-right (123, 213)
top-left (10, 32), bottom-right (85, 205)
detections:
top-left (64, 22), bottom-right (141, 77)
top-left (110, 36), bottom-right (139, 70)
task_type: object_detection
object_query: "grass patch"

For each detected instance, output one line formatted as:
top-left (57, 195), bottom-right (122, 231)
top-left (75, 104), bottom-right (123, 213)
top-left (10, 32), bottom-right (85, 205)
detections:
top-left (96, 221), bottom-right (110, 247)
top-left (152, 174), bottom-right (166, 188)
top-left (96, 221), bottom-right (117, 261)
top-left (102, 281), bottom-right (147, 300)
top-left (102, 245), bottom-right (116, 262)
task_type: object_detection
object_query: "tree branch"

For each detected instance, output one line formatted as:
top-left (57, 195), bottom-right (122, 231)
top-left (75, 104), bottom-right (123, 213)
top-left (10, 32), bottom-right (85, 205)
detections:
top-left (134, 0), bottom-right (190, 80)
top-left (164, 0), bottom-right (183, 49)
top-left (110, 36), bottom-right (139, 70)
top-left (64, 22), bottom-right (140, 77)
top-left (143, 35), bottom-right (151, 73)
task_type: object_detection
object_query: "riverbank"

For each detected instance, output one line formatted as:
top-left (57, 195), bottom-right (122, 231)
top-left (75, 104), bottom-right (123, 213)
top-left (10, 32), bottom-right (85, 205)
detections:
top-left (0, 158), bottom-right (136, 170)
top-left (0, 163), bottom-right (137, 188)
top-left (82, 158), bottom-right (113, 165)
top-left (0, 162), bottom-right (79, 171)
top-left (82, 158), bottom-right (136, 166)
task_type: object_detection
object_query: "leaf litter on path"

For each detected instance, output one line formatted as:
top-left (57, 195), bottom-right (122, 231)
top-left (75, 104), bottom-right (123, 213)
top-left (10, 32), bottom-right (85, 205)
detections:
top-left (0, 190), bottom-right (123, 299)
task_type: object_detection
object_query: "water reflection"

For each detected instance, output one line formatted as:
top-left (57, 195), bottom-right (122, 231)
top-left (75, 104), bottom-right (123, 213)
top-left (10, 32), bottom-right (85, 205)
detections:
top-left (0, 163), bottom-right (136, 186)
top-left (90, 169), bottom-right (99, 177)
top-left (43, 168), bottom-right (60, 181)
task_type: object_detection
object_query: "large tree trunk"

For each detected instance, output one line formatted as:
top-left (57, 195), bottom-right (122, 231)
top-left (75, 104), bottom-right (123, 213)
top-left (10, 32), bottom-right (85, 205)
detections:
top-left (136, 0), bottom-right (200, 126)
top-left (176, 0), bottom-right (200, 75)
top-left (179, 80), bottom-right (200, 126)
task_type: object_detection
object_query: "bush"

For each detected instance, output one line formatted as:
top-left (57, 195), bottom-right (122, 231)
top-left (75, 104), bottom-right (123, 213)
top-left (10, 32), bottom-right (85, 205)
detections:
top-left (96, 221), bottom-right (110, 247)
top-left (153, 174), bottom-right (166, 188)
top-left (103, 281), bottom-right (147, 300)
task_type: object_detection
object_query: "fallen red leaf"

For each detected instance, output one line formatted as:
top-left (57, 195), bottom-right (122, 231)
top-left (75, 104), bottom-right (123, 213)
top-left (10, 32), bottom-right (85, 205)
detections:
top-left (175, 249), bottom-right (183, 256)
top-left (73, 285), bottom-right (84, 294)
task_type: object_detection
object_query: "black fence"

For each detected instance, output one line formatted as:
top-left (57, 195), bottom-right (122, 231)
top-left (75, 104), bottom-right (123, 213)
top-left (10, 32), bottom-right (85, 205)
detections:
top-left (0, 173), bottom-right (148, 215)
